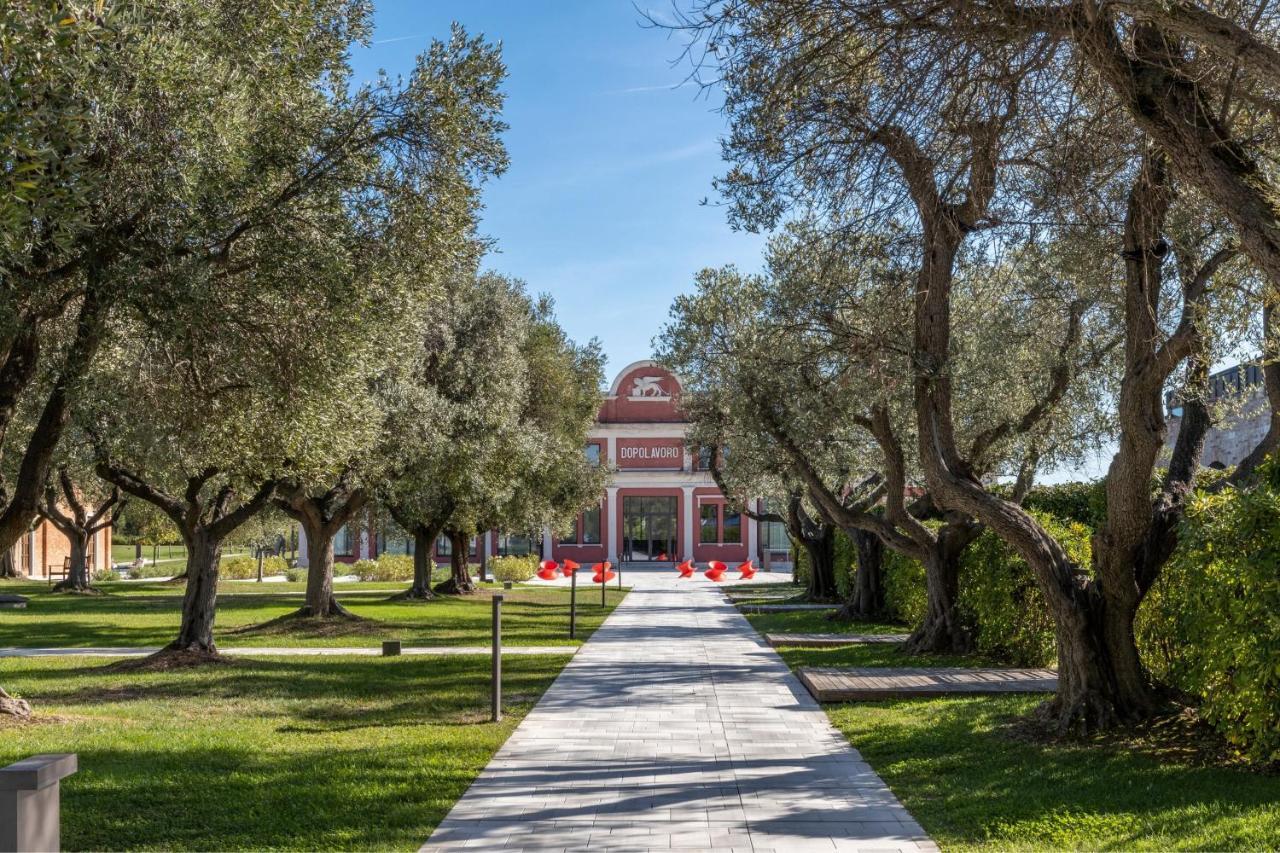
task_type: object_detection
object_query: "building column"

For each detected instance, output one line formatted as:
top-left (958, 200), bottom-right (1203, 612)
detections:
top-left (681, 486), bottom-right (696, 562)
top-left (606, 486), bottom-right (620, 564)
top-left (541, 526), bottom-right (554, 560)
top-left (606, 436), bottom-right (617, 467)
top-left (298, 526), bottom-right (310, 568)
top-left (746, 498), bottom-right (759, 564)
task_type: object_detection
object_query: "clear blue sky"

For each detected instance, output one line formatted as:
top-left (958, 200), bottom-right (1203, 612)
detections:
top-left (350, 1), bottom-right (768, 377)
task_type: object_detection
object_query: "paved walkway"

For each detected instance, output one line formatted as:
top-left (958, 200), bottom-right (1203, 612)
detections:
top-left (799, 667), bottom-right (1058, 702)
top-left (423, 569), bottom-right (933, 852)
top-left (0, 645), bottom-right (577, 658)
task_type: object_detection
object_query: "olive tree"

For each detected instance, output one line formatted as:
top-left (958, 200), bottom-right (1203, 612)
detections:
top-left (668, 0), bottom-right (1260, 727)
top-left (0, 0), bottom-right (387, 553)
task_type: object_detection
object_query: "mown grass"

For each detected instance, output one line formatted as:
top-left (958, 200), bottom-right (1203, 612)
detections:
top-left (0, 580), bottom-right (626, 649)
top-left (742, 607), bottom-right (906, 638)
top-left (1, 653), bottom-right (571, 851)
top-left (741, 615), bottom-right (1280, 848)
top-left (827, 695), bottom-right (1280, 850)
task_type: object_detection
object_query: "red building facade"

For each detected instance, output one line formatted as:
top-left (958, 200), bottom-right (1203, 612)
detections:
top-left (304, 361), bottom-right (791, 570)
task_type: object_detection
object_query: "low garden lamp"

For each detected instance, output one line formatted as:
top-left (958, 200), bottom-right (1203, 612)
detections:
top-left (537, 560), bottom-right (560, 581)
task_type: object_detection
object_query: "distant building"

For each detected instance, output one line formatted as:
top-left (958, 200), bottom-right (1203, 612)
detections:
top-left (1165, 361), bottom-right (1269, 469)
top-left (4, 519), bottom-right (113, 581)
top-left (301, 360), bottom-right (793, 570)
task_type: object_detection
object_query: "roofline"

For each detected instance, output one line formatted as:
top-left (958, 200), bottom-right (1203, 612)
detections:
top-left (607, 359), bottom-right (685, 397)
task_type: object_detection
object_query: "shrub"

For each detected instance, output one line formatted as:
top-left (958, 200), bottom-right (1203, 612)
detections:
top-left (883, 548), bottom-right (926, 626)
top-left (1019, 480), bottom-right (1108, 528)
top-left (218, 556), bottom-right (257, 580)
top-left (1138, 468), bottom-right (1280, 763)
top-left (92, 568), bottom-right (121, 583)
top-left (217, 554), bottom-right (287, 580)
top-left (354, 555), bottom-right (414, 582)
top-left (491, 555), bottom-right (538, 583)
top-left (958, 511), bottom-right (1090, 667)
top-left (132, 562), bottom-right (179, 579)
top-left (285, 566), bottom-right (306, 583)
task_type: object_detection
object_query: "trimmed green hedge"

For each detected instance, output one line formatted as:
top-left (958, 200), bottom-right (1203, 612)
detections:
top-left (883, 548), bottom-right (926, 626)
top-left (959, 512), bottom-right (1090, 667)
top-left (1138, 466), bottom-right (1280, 763)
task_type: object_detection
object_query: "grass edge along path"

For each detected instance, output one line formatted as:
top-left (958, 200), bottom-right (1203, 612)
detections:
top-left (1, 651), bottom-right (578, 851)
top-left (740, 613), bottom-right (1280, 850)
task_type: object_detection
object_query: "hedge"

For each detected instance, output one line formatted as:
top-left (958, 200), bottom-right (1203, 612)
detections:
top-left (219, 555), bottom-right (286, 580)
top-left (353, 555), bottom-right (414, 582)
top-left (1137, 465), bottom-right (1280, 763)
top-left (958, 511), bottom-right (1090, 667)
top-left (491, 555), bottom-right (538, 583)
top-left (883, 548), bottom-right (926, 626)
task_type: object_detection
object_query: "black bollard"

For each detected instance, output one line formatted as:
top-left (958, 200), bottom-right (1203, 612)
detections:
top-left (491, 594), bottom-right (503, 722)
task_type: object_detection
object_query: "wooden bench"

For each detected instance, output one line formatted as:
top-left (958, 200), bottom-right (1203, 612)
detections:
top-left (46, 556), bottom-right (69, 586)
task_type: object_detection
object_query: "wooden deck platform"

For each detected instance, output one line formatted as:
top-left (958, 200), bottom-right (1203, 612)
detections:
top-left (797, 666), bottom-right (1058, 702)
top-left (766, 632), bottom-right (909, 647)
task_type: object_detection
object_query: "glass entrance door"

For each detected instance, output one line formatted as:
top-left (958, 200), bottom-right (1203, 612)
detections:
top-left (622, 495), bottom-right (678, 561)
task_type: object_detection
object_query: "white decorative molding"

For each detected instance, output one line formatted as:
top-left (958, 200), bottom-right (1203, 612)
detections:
top-left (606, 487), bottom-right (620, 564)
top-left (681, 486), bottom-right (696, 561)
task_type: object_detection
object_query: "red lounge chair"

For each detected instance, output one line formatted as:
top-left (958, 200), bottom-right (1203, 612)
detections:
top-left (676, 560), bottom-right (695, 578)
top-left (561, 558), bottom-right (581, 577)
top-left (591, 561), bottom-right (617, 583)
top-left (705, 560), bottom-right (727, 582)
top-left (737, 560), bottom-right (756, 579)
top-left (537, 560), bottom-right (559, 581)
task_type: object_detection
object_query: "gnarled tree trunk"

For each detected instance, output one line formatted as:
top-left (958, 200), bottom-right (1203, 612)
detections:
top-left (0, 548), bottom-right (17, 579)
top-left (393, 524), bottom-right (443, 600)
top-left (838, 528), bottom-right (885, 621)
top-left (274, 479), bottom-right (366, 619)
top-left (904, 520), bottom-right (979, 654)
top-left (803, 524), bottom-right (838, 602)
top-left (53, 528), bottom-right (92, 592)
top-left (434, 529), bottom-right (476, 595)
top-left (171, 531), bottom-right (222, 653)
top-left (295, 516), bottom-right (356, 618)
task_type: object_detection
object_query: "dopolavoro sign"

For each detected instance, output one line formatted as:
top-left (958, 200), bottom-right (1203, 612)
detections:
top-left (616, 439), bottom-right (684, 469)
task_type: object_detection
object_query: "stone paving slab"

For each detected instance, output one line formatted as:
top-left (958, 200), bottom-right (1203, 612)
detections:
top-left (798, 667), bottom-right (1058, 702)
top-left (766, 633), bottom-right (910, 648)
top-left (0, 645), bottom-right (577, 658)
top-left (422, 567), bottom-right (935, 852)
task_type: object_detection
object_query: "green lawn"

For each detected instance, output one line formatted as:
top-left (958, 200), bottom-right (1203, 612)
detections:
top-left (1, 654), bottom-right (570, 850)
top-left (741, 617), bottom-right (1280, 849)
top-left (0, 580), bottom-right (626, 649)
top-left (110, 543), bottom-right (253, 565)
top-left (742, 607), bottom-right (906, 638)
top-left (828, 696), bottom-right (1280, 850)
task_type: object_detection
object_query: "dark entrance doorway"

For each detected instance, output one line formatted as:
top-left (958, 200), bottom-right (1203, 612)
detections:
top-left (622, 495), bottom-right (677, 561)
